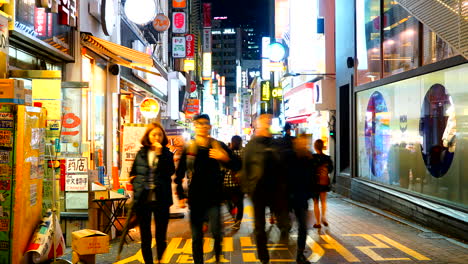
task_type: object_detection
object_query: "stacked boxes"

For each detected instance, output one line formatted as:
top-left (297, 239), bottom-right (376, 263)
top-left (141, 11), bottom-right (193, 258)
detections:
top-left (0, 79), bottom-right (25, 104)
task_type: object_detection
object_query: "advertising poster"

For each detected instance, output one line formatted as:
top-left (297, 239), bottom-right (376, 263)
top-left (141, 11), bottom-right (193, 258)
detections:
top-left (0, 105), bottom-right (14, 263)
top-left (120, 124), bottom-right (147, 180)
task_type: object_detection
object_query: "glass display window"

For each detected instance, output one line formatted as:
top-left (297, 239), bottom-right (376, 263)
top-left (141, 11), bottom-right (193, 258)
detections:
top-left (382, 1), bottom-right (420, 77)
top-left (357, 63), bottom-right (468, 208)
top-left (422, 25), bottom-right (458, 66)
top-left (356, 0), bottom-right (381, 85)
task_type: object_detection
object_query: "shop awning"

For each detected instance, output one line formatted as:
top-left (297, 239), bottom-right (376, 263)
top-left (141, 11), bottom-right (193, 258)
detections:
top-left (81, 33), bottom-right (166, 79)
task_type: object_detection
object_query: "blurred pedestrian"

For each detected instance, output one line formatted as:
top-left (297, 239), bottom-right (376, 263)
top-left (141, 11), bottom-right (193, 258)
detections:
top-left (291, 134), bottom-right (315, 264)
top-left (241, 114), bottom-right (290, 264)
top-left (312, 139), bottom-right (334, 228)
top-left (130, 122), bottom-right (175, 264)
top-left (223, 135), bottom-right (244, 230)
top-left (175, 114), bottom-right (240, 264)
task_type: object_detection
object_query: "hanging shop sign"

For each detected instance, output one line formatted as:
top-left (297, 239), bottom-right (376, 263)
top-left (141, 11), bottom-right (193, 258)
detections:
top-left (183, 59), bottom-right (195, 71)
top-left (261, 81), bottom-right (271, 101)
top-left (153, 13), bottom-right (170, 32)
top-left (58, 0), bottom-right (77, 27)
top-left (284, 82), bottom-right (314, 120)
top-left (185, 99), bottom-right (200, 119)
top-left (140, 98), bottom-right (160, 118)
top-left (203, 3), bottom-right (212, 27)
top-left (202, 28), bottom-right (211, 52)
top-left (173, 0), bottom-right (186, 8)
top-left (189, 80), bottom-right (197, 93)
top-left (272, 87), bottom-right (283, 98)
top-left (100, 0), bottom-right (115, 36)
top-left (172, 36), bottom-right (186, 58)
top-left (185, 34), bottom-right (195, 58)
top-left (37, 0), bottom-right (58, 11)
top-left (172, 12), bottom-right (186, 34)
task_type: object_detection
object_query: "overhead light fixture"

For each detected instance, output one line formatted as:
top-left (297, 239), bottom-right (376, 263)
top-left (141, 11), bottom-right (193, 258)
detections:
top-left (124, 0), bottom-right (157, 25)
top-left (283, 72), bottom-right (336, 77)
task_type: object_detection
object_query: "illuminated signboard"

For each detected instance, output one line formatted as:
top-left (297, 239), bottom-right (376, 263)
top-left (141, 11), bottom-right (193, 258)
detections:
top-left (202, 52), bottom-right (212, 78)
top-left (261, 81), bottom-right (271, 101)
top-left (172, 37), bottom-right (186, 58)
top-left (272, 88), bottom-right (282, 98)
top-left (172, 12), bottom-right (186, 33)
top-left (140, 98), bottom-right (160, 118)
top-left (184, 59), bottom-right (195, 71)
top-left (185, 34), bottom-right (195, 58)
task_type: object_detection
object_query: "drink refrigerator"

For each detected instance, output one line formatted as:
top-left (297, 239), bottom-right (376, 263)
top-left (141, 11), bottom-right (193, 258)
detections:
top-left (0, 104), bottom-right (46, 263)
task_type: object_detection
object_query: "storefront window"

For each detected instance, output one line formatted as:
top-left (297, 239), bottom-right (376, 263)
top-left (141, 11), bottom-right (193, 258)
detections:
top-left (356, 0), bottom-right (381, 85)
top-left (422, 25), bottom-right (458, 65)
top-left (14, 1), bottom-right (73, 56)
top-left (382, 1), bottom-right (419, 77)
top-left (357, 63), bottom-right (468, 208)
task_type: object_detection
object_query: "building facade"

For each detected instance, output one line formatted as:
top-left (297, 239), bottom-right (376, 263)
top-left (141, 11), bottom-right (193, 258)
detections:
top-left (335, 0), bottom-right (468, 240)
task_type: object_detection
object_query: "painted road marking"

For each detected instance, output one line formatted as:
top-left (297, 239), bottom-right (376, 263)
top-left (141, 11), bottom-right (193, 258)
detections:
top-left (116, 234), bottom-right (431, 263)
top-left (373, 234), bottom-right (430, 260)
top-left (344, 234), bottom-right (411, 261)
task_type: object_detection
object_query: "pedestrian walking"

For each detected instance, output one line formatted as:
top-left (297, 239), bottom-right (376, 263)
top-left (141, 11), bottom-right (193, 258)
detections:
top-left (129, 122), bottom-right (176, 264)
top-left (241, 114), bottom-right (290, 264)
top-left (223, 135), bottom-right (244, 230)
top-left (175, 114), bottom-right (240, 264)
top-left (312, 139), bottom-right (334, 228)
top-left (291, 134), bottom-right (316, 264)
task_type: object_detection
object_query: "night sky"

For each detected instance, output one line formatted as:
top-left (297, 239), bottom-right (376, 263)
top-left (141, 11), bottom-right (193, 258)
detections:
top-left (204, 0), bottom-right (269, 34)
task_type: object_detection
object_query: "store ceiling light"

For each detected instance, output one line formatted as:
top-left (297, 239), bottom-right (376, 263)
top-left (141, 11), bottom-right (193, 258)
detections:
top-left (124, 0), bottom-right (157, 25)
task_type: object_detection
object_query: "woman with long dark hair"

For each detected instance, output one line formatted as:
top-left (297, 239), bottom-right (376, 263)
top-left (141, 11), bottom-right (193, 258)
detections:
top-left (130, 122), bottom-right (175, 264)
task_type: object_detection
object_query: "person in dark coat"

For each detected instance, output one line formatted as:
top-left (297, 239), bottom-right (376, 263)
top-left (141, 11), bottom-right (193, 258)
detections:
top-left (291, 134), bottom-right (315, 264)
top-left (223, 135), bottom-right (244, 230)
top-left (311, 139), bottom-right (334, 228)
top-left (175, 114), bottom-right (240, 264)
top-left (130, 122), bottom-right (175, 264)
top-left (241, 114), bottom-right (290, 264)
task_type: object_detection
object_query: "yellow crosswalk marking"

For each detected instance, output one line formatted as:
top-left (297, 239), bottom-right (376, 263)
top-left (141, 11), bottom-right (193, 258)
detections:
top-left (223, 237), bottom-right (234, 252)
top-left (321, 235), bottom-right (360, 262)
top-left (240, 236), bottom-right (256, 247)
top-left (373, 234), bottom-right (431, 260)
top-left (306, 235), bottom-right (325, 262)
top-left (344, 234), bottom-right (411, 261)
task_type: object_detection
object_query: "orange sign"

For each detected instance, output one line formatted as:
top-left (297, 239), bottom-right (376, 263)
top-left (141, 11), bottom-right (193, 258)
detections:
top-left (153, 13), bottom-right (170, 32)
top-left (173, 0), bottom-right (186, 8)
top-left (140, 98), bottom-right (160, 118)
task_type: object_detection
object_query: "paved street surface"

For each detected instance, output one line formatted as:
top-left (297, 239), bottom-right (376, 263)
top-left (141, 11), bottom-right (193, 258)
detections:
top-left (62, 193), bottom-right (468, 263)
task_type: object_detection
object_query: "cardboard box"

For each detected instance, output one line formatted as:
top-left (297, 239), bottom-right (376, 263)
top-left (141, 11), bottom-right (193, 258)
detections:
top-left (24, 88), bottom-right (32, 106)
top-left (66, 219), bottom-right (87, 247)
top-left (72, 251), bottom-right (96, 264)
top-left (94, 190), bottom-right (109, 200)
top-left (72, 229), bottom-right (109, 255)
top-left (0, 79), bottom-right (24, 104)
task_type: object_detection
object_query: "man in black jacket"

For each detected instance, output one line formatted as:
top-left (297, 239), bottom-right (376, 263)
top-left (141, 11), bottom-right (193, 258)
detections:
top-left (175, 114), bottom-right (240, 264)
top-left (241, 114), bottom-right (290, 264)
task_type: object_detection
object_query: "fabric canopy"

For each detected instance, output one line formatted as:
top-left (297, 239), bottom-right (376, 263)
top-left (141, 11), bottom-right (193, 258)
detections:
top-left (81, 33), bottom-right (162, 77)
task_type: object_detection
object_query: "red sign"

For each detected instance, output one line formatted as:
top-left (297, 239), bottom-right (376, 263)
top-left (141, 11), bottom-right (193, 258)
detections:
top-left (185, 34), bottom-right (195, 58)
top-left (172, 12), bottom-right (186, 33)
top-left (203, 3), bottom-right (212, 27)
top-left (185, 99), bottom-right (200, 119)
top-left (189, 80), bottom-right (197, 93)
top-left (34, 8), bottom-right (47, 37)
top-left (58, 0), bottom-right (77, 27)
top-left (153, 13), bottom-right (170, 32)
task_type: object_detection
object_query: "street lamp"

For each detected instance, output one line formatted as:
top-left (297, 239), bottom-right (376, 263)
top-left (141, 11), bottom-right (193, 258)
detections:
top-left (124, 0), bottom-right (157, 25)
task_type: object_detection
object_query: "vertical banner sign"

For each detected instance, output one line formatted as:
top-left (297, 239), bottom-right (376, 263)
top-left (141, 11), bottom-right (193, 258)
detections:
top-left (203, 3), bottom-right (212, 27)
top-left (202, 28), bottom-right (211, 52)
top-left (172, 0), bottom-right (186, 8)
top-left (185, 34), bottom-right (195, 58)
top-left (172, 37), bottom-right (186, 58)
top-left (0, 15), bottom-right (8, 79)
top-left (261, 81), bottom-right (271, 101)
top-left (34, 8), bottom-right (47, 37)
top-left (172, 12), bottom-right (186, 33)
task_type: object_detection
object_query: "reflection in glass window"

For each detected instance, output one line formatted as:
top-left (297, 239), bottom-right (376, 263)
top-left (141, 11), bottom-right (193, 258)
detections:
top-left (422, 25), bottom-right (458, 65)
top-left (364, 91), bottom-right (391, 183)
top-left (419, 84), bottom-right (456, 178)
top-left (356, 0), bottom-right (381, 85)
top-left (383, 1), bottom-right (419, 77)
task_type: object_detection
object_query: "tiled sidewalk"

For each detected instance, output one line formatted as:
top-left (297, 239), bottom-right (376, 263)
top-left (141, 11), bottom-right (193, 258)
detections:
top-left (62, 193), bottom-right (468, 263)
